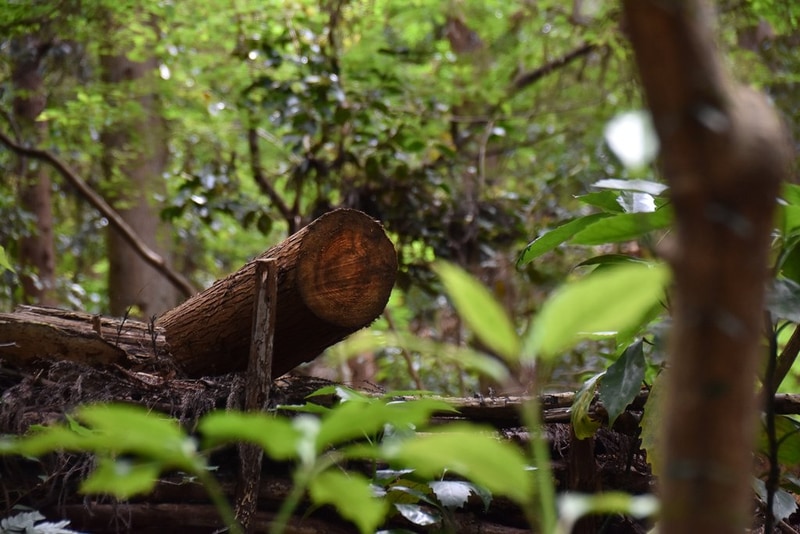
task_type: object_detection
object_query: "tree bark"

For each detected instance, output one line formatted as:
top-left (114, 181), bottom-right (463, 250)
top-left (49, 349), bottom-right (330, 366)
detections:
top-left (157, 208), bottom-right (397, 378)
top-left (11, 35), bottom-right (57, 306)
top-left (100, 32), bottom-right (177, 317)
top-left (622, 1), bottom-right (792, 532)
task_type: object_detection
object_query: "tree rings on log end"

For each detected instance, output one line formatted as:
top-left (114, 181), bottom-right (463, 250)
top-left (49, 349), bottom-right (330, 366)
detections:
top-left (297, 209), bottom-right (397, 328)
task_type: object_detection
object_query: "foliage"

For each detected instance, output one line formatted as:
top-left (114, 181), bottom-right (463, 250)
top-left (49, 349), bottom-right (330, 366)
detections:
top-left (0, 510), bottom-right (80, 534)
top-left (0, 391), bottom-right (534, 533)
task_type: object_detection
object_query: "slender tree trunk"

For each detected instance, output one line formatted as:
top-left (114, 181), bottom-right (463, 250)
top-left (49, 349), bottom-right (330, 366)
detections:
top-left (100, 48), bottom-right (176, 317)
top-left (11, 35), bottom-right (57, 306)
top-left (623, 1), bottom-right (792, 532)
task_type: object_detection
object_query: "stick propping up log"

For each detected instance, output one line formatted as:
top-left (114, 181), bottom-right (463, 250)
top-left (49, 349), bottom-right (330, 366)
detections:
top-left (157, 208), bottom-right (397, 378)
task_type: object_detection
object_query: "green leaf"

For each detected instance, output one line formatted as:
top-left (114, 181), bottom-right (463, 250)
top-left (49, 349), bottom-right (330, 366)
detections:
top-left (199, 411), bottom-right (300, 460)
top-left (576, 191), bottom-right (625, 213)
top-left (780, 205), bottom-right (800, 236)
top-left (781, 183), bottom-right (800, 206)
top-left (332, 330), bottom-right (510, 384)
top-left (576, 254), bottom-right (650, 268)
top-left (81, 457), bottom-right (161, 498)
top-left (308, 470), bottom-right (389, 534)
top-left (433, 261), bottom-right (520, 361)
top-left (569, 208), bottom-right (672, 246)
top-left (753, 478), bottom-right (799, 523)
top-left (394, 503), bottom-right (441, 526)
top-left (591, 178), bottom-right (668, 196)
top-left (766, 278), bottom-right (800, 323)
top-left (523, 263), bottom-right (670, 359)
top-left (428, 480), bottom-right (473, 510)
top-left (75, 404), bottom-right (197, 469)
top-left (317, 397), bottom-right (455, 452)
top-left (599, 340), bottom-right (646, 427)
top-left (383, 423), bottom-right (532, 505)
top-left (757, 415), bottom-right (800, 467)
top-left (640, 370), bottom-right (666, 476)
top-left (571, 372), bottom-right (603, 440)
top-left (429, 480), bottom-right (492, 511)
top-left (0, 246), bottom-right (13, 273)
top-left (517, 213), bottom-right (611, 266)
top-left (4, 404), bottom-right (200, 473)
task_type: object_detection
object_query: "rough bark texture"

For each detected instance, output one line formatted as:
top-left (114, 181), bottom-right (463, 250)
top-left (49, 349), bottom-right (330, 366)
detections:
top-left (158, 208), bottom-right (397, 378)
top-left (623, 1), bottom-right (792, 532)
top-left (101, 47), bottom-right (177, 317)
top-left (11, 35), bottom-right (57, 306)
top-left (0, 209), bottom-right (396, 382)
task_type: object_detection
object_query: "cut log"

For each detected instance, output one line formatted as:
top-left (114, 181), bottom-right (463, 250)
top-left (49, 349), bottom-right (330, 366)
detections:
top-left (157, 208), bottom-right (397, 378)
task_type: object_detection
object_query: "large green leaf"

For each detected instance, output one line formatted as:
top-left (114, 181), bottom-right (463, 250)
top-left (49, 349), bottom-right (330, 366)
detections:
top-left (640, 371), bottom-right (666, 476)
top-left (569, 208), bottom-right (672, 246)
top-left (767, 277), bottom-right (800, 323)
top-left (316, 397), bottom-right (455, 452)
top-left (309, 470), bottom-right (388, 534)
top-left (199, 411), bottom-right (300, 460)
top-left (433, 261), bottom-right (520, 361)
top-left (599, 340), bottom-right (646, 427)
top-left (81, 458), bottom-right (161, 498)
top-left (571, 372), bottom-right (603, 440)
top-left (757, 415), bottom-right (800, 468)
top-left (576, 190), bottom-right (626, 213)
top-left (2, 404), bottom-right (200, 473)
top-left (0, 246), bottom-right (12, 273)
top-left (517, 213), bottom-right (611, 267)
top-left (382, 423), bottom-right (532, 505)
top-left (523, 263), bottom-right (670, 360)
top-left (753, 478), bottom-right (799, 523)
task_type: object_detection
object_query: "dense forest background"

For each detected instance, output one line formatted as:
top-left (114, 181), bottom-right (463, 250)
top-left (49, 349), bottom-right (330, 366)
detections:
top-left (1, 0), bottom-right (797, 395)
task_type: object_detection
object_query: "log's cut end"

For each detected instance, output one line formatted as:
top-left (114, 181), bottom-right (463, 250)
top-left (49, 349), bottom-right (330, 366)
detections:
top-left (297, 209), bottom-right (397, 328)
top-left (156, 208), bottom-right (397, 378)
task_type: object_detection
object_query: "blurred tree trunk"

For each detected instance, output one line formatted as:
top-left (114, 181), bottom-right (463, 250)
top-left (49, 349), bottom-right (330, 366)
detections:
top-left (11, 35), bottom-right (57, 306)
top-left (623, 1), bottom-right (791, 532)
top-left (100, 29), bottom-right (177, 317)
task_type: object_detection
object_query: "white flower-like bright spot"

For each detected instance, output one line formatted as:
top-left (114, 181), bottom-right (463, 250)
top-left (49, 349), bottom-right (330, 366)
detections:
top-left (604, 110), bottom-right (659, 170)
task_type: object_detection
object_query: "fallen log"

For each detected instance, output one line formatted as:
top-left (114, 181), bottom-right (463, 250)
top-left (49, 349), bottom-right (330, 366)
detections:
top-left (0, 208), bottom-right (397, 378)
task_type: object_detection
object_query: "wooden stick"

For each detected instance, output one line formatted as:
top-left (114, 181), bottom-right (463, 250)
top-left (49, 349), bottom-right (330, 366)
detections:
top-left (235, 259), bottom-right (277, 531)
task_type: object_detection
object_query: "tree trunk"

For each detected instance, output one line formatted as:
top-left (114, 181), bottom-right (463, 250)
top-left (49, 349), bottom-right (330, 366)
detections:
top-left (622, 1), bottom-right (792, 532)
top-left (11, 35), bottom-right (57, 306)
top-left (100, 40), bottom-right (176, 317)
top-left (158, 208), bottom-right (397, 378)
top-left (0, 209), bottom-right (396, 380)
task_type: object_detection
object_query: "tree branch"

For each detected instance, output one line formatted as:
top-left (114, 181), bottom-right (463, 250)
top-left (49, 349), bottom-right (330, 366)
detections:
top-left (246, 126), bottom-right (298, 232)
top-left (0, 129), bottom-right (197, 298)
top-left (509, 42), bottom-right (597, 94)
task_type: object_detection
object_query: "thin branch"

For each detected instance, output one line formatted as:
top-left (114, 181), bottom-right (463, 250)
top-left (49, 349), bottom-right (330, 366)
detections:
top-left (0, 129), bottom-right (196, 298)
top-left (247, 125), bottom-right (296, 227)
top-left (510, 42), bottom-right (597, 94)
